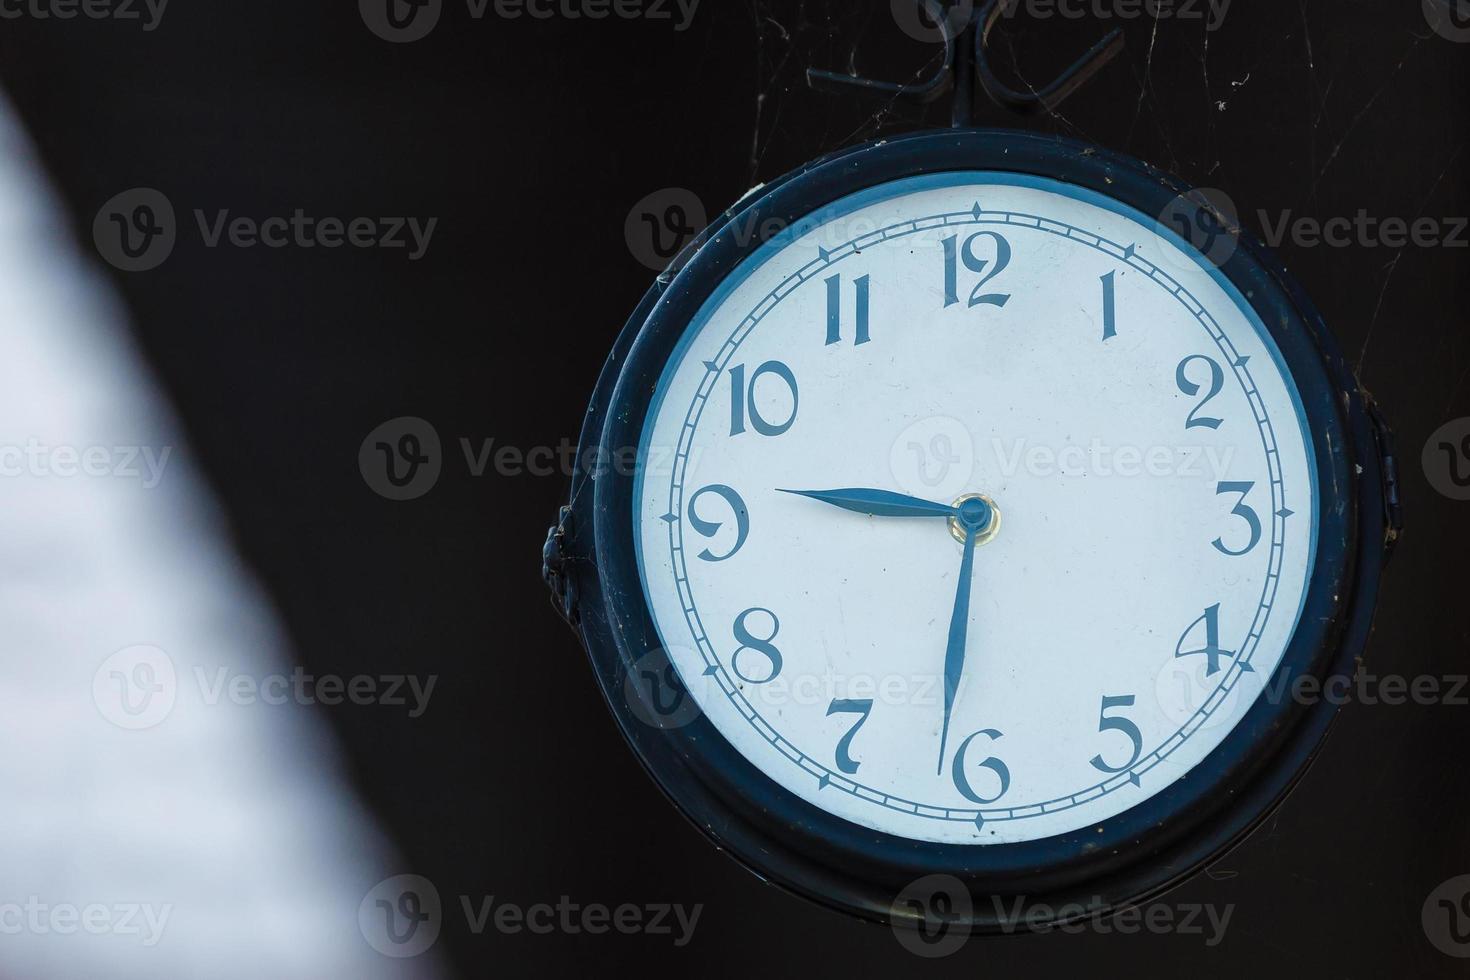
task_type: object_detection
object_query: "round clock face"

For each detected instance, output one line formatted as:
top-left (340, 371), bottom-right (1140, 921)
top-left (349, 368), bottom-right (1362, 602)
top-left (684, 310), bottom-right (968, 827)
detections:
top-left (633, 172), bottom-right (1317, 845)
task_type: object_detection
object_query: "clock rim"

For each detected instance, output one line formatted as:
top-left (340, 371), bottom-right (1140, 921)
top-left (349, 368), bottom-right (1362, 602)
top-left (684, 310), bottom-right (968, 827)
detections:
top-left (569, 127), bottom-right (1387, 928)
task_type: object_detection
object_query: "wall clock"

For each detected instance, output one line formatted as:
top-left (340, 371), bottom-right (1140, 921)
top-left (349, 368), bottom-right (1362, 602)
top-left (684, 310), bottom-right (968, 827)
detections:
top-left (543, 3), bottom-right (1402, 932)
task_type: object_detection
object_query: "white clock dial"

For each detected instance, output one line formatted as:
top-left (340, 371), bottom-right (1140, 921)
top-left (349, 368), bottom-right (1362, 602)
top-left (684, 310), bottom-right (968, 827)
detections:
top-left (634, 173), bottom-right (1316, 845)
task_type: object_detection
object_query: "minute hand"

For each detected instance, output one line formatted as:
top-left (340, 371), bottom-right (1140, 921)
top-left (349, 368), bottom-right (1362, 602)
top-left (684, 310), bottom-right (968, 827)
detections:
top-left (775, 487), bottom-right (958, 519)
top-left (938, 525), bottom-right (979, 774)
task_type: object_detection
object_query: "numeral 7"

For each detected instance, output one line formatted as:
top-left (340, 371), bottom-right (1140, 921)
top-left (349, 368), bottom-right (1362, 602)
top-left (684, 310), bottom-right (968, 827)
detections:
top-left (825, 698), bottom-right (873, 775)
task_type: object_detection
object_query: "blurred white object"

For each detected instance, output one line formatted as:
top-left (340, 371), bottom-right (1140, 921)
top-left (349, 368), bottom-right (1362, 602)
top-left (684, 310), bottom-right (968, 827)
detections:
top-left (0, 97), bottom-right (443, 978)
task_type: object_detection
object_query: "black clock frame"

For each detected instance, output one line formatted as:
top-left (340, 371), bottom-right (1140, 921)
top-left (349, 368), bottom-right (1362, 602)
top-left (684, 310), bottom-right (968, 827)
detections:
top-left (543, 128), bottom-right (1400, 930)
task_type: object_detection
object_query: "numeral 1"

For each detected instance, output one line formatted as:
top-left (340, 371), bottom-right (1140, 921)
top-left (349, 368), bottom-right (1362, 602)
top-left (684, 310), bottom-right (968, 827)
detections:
top-left (1100, 270), bottom-right (1118, 341)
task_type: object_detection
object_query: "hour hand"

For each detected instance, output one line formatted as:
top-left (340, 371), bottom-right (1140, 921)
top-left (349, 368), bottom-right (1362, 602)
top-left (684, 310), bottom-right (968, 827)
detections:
top-left (776, 487), bottom-right (958, 520)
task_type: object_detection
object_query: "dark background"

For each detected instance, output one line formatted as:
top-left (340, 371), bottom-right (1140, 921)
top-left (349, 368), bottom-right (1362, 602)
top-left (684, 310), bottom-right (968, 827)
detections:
top-left (2, 0), bottom-right (1467, 975)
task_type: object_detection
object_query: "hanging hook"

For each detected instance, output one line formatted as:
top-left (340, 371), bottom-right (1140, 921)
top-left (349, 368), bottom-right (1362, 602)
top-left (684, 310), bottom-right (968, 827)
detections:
top-left (805, 0), bottom-right (1124, 124)
top-left (974, 0), bottom-right (1124, 115)
top-left (805, 0), bottom-right (961, 113)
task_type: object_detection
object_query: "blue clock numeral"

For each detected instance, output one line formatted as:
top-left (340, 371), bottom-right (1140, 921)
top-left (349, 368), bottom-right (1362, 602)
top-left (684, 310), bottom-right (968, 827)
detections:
top-left (1100, 271), bottom-right (1118, 341)
top-left (1176, 354), bottom-right (1225, 430)
top-left (1212, 481), bottom-right (1262, 556)
top-left (1089, 695), bottom-right (1143, 774)
top-left (728, 361), bottom-right (798, 437)
top-left (731, 607), bottom-right (783, 684)
top-left (824, 273), bottom-right (871, 346)
top-left (687, 484), bottom-right (749, 562)
top-left (1174, 603), bottom-right (1235, 677)
top-left (951, 728), bottom-right (1010, 805)
top-left (825, 698), bottom-right (873, 775)
top-left (942, 231), bottom-right (1012, 312)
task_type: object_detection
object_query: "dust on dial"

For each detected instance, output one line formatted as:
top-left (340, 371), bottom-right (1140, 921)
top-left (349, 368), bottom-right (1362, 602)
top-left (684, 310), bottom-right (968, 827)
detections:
top-left (634, 172), bottom-right (1316, 845)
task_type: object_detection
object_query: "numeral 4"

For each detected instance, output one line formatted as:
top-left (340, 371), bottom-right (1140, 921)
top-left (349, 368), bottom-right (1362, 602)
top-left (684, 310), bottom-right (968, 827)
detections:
top-left (1174, 603), bottom-right (1235, 677)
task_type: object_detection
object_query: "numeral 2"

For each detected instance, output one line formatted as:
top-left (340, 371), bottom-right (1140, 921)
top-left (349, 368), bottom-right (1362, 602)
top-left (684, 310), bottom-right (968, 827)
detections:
top-left (1176, 354), bottom-right (1225, 430)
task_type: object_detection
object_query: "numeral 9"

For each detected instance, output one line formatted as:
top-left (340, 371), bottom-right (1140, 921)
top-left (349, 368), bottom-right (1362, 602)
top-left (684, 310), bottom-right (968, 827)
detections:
top-left (687, 484), bottom-right (749, 562)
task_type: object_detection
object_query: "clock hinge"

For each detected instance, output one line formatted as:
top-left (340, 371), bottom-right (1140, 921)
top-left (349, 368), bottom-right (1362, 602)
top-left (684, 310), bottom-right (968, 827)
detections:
top-left (542, 505), bottom-right (581, 629)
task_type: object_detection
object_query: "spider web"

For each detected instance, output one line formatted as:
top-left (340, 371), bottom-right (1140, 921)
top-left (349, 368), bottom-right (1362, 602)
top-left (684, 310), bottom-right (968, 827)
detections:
top-left (740, 0), bottom-right (1470, 396)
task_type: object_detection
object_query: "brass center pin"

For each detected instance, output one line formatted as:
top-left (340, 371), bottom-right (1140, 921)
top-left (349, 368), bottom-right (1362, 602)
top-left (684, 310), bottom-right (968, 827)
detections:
top-left (949, 492), bottom-right (1002, 546)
